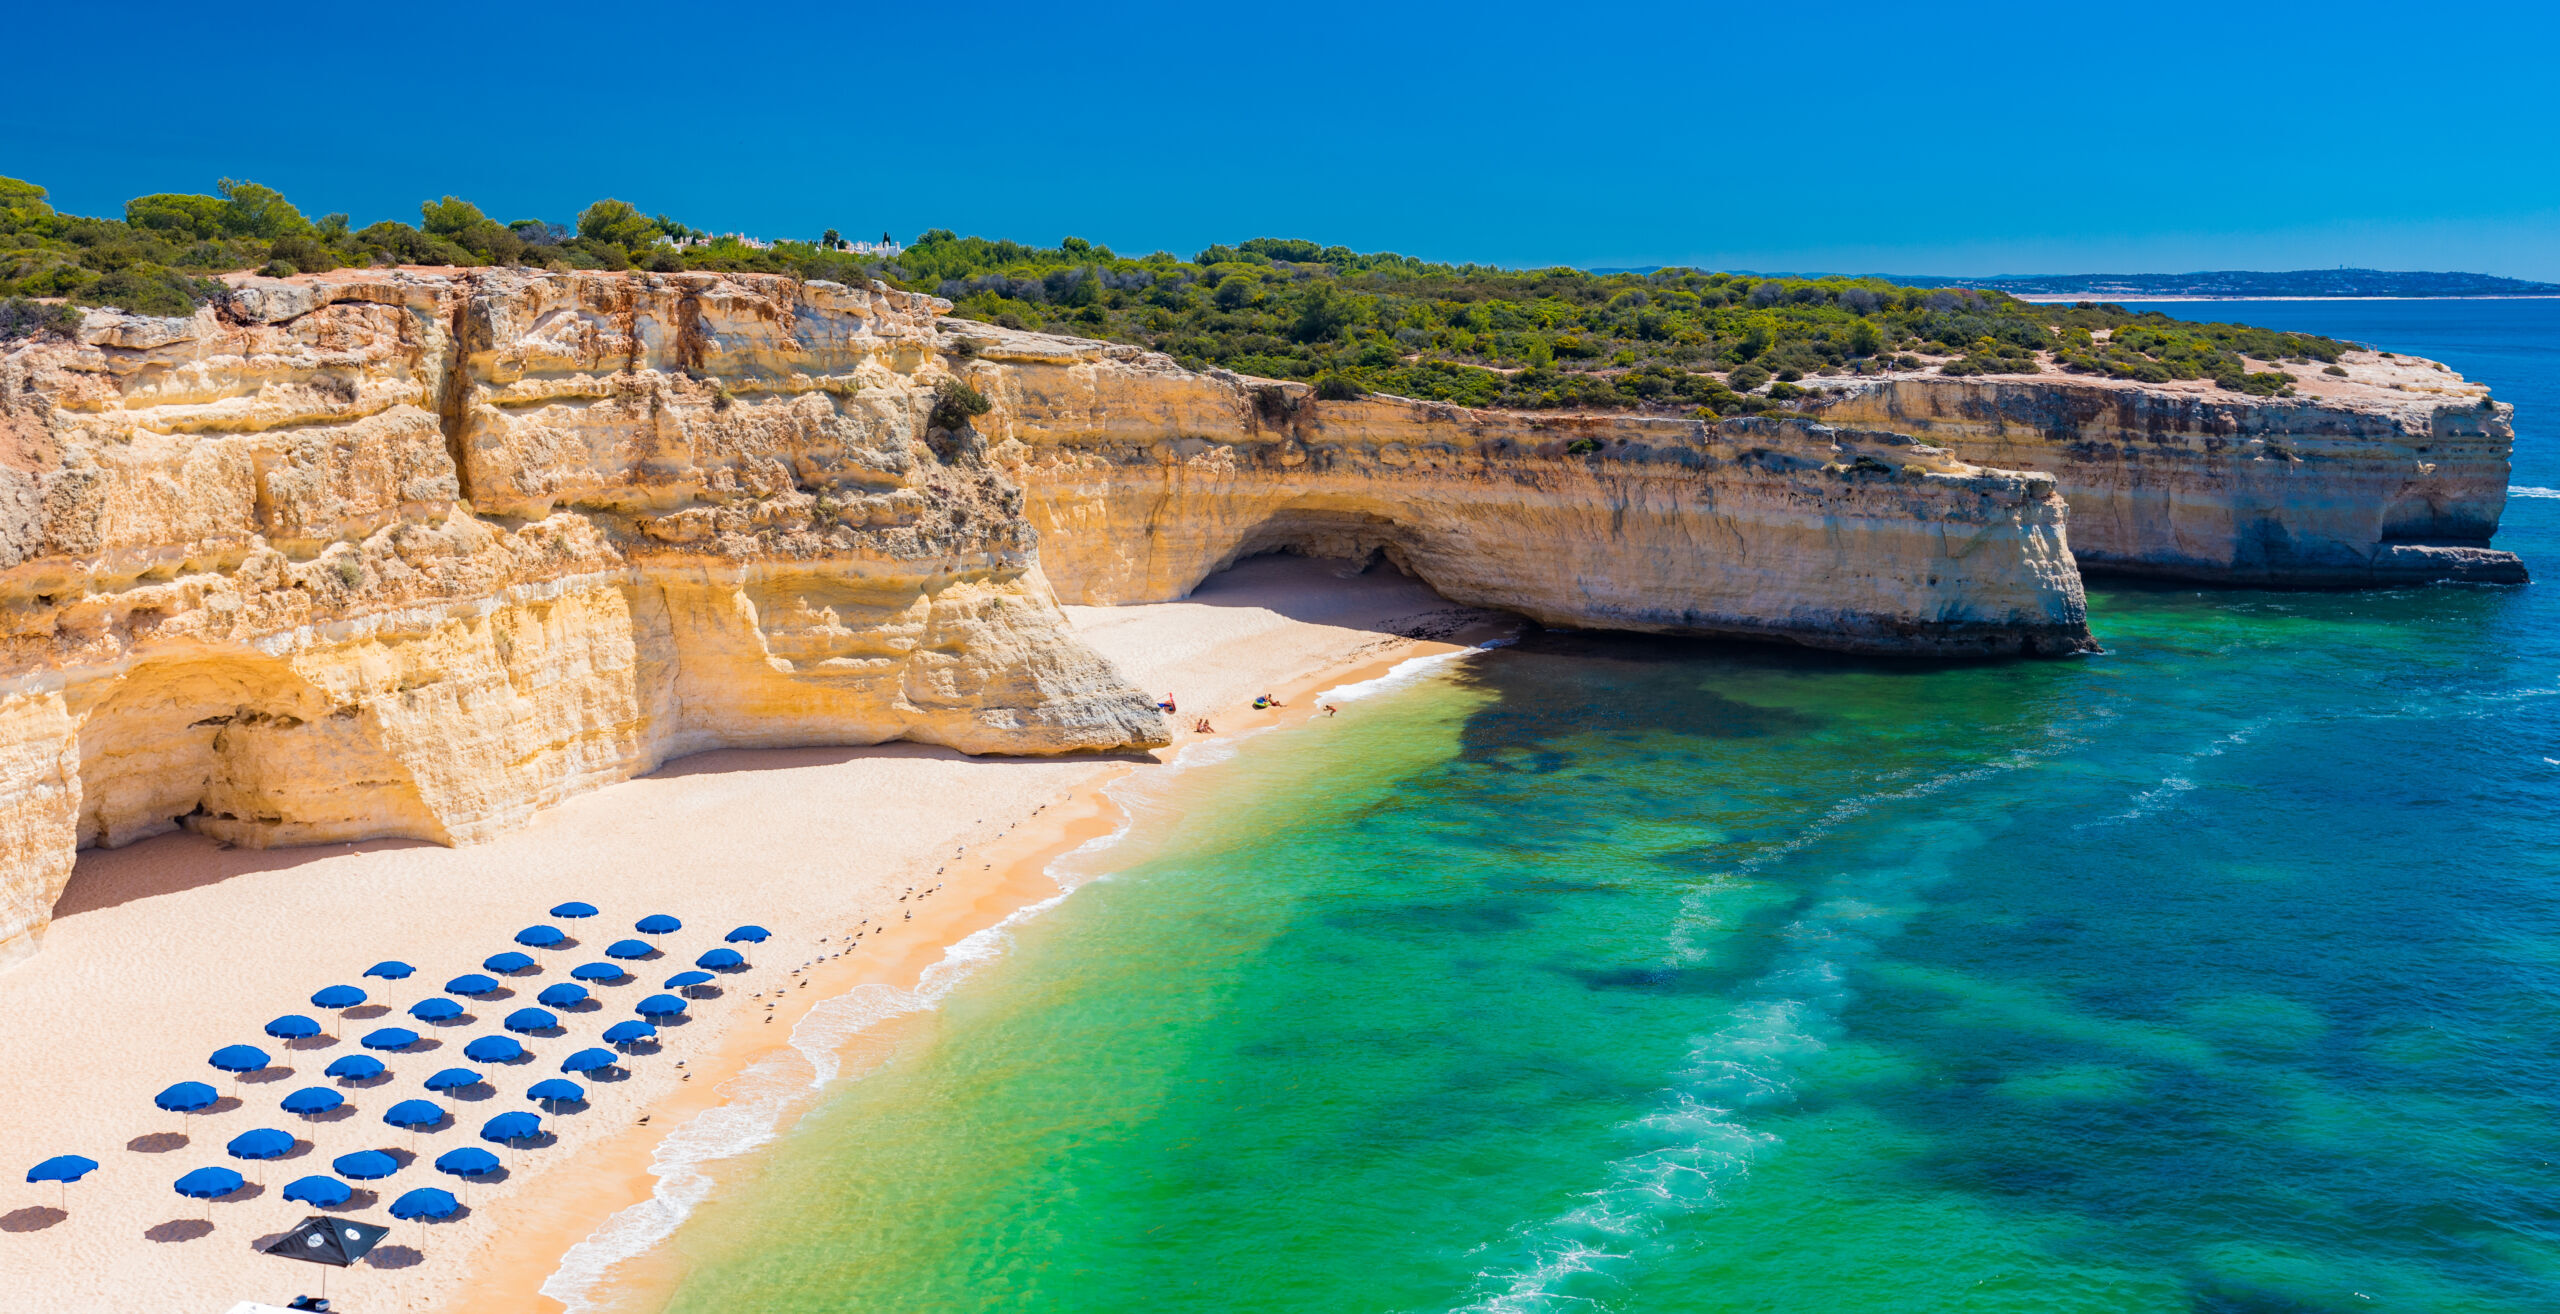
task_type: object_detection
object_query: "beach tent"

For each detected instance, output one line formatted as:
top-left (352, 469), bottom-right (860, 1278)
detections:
top-left (422, 1067), bottom-right (482, 1094)
top-left (516, 925), bottom-right (566, 948)
top-left (662, 970), bottom-right (712, 991)
top-left (361, 1027), bottom-right (421, 1052)
top-left (444, 973), bottom-right (500, 997)
top-left (390, 1187), bottom-right (460, 1220)
top-left (483, 951), bottom-right (535, 974)
top-left (435, 1147), bottom-right (501, 1179)
top-left (550, 901), bottom-right (599, 919)
top-left (560, 1048), bottom-right (617, 1074)
top-left (635, 914), bottom-right (681, 935)
top-left (25, 1154), bottom-right (97, 1210)
top-left (323, 1054), bottom-right (385, 1082)
top-left (261, 1213), bottom-right (389, 1308)
top-left (383, 1099), bottom-right (445, 1131)
top-left (503, 1007), bottom-right (559, 1034)
top-left (410, 998), bottom-right (465, 1024)
top-left (695, 948), bottom-right (745, 970)
top-left (280, 1176), bottom-right (352, 1208)
top-left (601, 1021), bottom-right (656, 1047)
top-left (263, 1015), bottom-right (322, 1042)
top-left (536, 983), bottom-right (589, 1009)
top-left (330, 1150), bottom-right (397, 1181)
top-left (463, 1035), bottom-right (526, 1063)
top-left (724, 925), bottom-right (771, 944)
top-left (281, 1087), bottom-right (344, 1117)
top-left (635, 994), bottom-right (687, 1020)
top-left (363, 961), bottom-right (415, 981)
top-left (527, 1078), bottom-right (584, 1108)
top-left (571, 961), bottom-right (626, 982)
top-left (604, 939), bottom-right (654, 960)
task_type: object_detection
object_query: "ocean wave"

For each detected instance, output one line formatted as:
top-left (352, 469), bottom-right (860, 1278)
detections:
top-left (2081, 717), bottom-right (2274, 829)
top-left (1451, 742), bottom-right (2070, 1313)
top-left (2508, 485), bottom-right (2560, 499)
top-left (1318, 640), bottom-right (1503, 704)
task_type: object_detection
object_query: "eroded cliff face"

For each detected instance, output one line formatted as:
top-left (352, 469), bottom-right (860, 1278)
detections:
top-left (964, 330), bottom-right (2093, 656)
top-left (1804, 365), bottom-right (2525, 585)
top-left (0, 269), bottom-right (1165, 960)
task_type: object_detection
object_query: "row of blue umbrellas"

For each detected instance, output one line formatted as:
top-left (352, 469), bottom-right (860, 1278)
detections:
top-left (87, 904), bottom-right (774, 1227)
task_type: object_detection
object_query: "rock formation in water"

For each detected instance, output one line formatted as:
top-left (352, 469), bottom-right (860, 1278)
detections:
top-left (1805, 368), bottom-right (2524, 585)
top-left (0, 269), bottom-right (2521, 961)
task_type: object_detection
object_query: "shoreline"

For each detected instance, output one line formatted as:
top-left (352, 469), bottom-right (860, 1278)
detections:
top-left (464, 625), bottom-right (1489, 1313)
top-left (2006, 293), bottom-right (2560, 303)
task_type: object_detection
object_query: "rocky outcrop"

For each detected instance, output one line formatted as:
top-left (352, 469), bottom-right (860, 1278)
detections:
top-left (1805, 365), bottom-right (2525, 585)
top-left (0, 269), bottom-right (1165, 961)
top-left (966, 329), bottom-right (2092, 656)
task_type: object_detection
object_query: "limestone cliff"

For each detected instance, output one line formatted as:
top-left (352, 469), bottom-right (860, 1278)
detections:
top-left (962, 328), bottom-right (2093, 656)
top-left (1803, 364), bottom-right (2525, 585)
top-left (0, 269), bottom-right (1165, 961)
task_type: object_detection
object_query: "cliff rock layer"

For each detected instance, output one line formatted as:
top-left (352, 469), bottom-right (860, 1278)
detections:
top-left (0, 269), bottom-right (1165, 961)
top-left (964, 329), bottom-right (2093, 656)
top-left (1805, 367), bottom-right (2525, 585)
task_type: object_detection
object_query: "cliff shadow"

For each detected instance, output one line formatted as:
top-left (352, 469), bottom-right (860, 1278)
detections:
top-left (52, 832), bottom-right (442, 923)
top-left (644, 739), bottom-right (1157, 784)
top-left (1172, 552), bottom-right (1513, 641)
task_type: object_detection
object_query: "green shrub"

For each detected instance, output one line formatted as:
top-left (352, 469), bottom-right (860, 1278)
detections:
top-left (2324, 364), bottom-right (2348, 376)
top-left (1311, 370), bottom-right (1363, 400)
top-left (930, 379), bottom-right (993, 431)
top-left (1727, 363), bottom-right (1771, 391)
top-left (0, 297), bottom-right (81, 341)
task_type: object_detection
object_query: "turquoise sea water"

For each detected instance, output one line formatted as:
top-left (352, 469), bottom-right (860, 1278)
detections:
top-left (633, 302), bottom-right (2560, 1313)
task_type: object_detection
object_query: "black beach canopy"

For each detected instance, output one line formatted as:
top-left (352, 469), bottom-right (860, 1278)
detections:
top-left (263, 1215), bottom-right (390, 1268)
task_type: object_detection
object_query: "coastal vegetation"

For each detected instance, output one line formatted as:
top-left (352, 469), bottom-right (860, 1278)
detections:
top-left (0, 175), bottom-right (2332, 405)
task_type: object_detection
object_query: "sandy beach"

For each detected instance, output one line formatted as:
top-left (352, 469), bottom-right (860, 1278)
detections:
top-left (0, 558), bottom-right (1503, 1314)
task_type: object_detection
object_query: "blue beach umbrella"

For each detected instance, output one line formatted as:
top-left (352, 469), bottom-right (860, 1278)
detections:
top-left (382, 1099), bottom-right (445, 1131)
top-left (635, 914), bottom-right (681, 935)
top-left (281, 1087), bottom-right (345, 1117)
top-left (26, 1154), bottom-right (97, 1210)
top-left (571, 961), bottom-right (627, 982)
top-left (483, 952), bottom-right (535, 975)
top-left (331, 1150), bottom-right (398, 1181)
top-left (604, 939), bottom-right (654, 960)
top-left (516, 925), bottom-right (566, 948)
top-left (323, 1054), bottom-right (385, 1083)
top-left (360, 1027), bottom-right (420, 1052)
top-left (695, 948), bottom-right (745, 970)
top-left (462, 1035), bottom-right (526, 1064)
top-left (434, 1147), bottom-right (501, 1179)
top-left (536, 982), bottom-right (589, 1009)
top-left (662, 971), bottom-right (712, 994)
top-left (410, 998), bottom-right (465, 1024)
top-left (363, 961), bottom-right (415, 981)
top-left (226, 1127), bottom-right (295, 1186)
top-left (422, 1067), bottom-right (482, 1094)
top-left (503, 1007), bottom-right (557, 1035)
top-left (444, 974), bottom-right (500, 998)
top-left (155, 1081), bottom-right (218, 1113)
top-left (600, 1020), bottom-right (656, 1047)
top-left (173, 1165), bottom-right (245, 1217)
top-left (210, 1044), bottom-right (271, 1075)
top-left (389, 1187), bottom-right (459, 1220)
top-left (724, 925), bottom-right (771, 944)
top-left (550, 901), bottom-right (599, 919)
top-left (264, 1014), bottom-right (323, 1043)
top-left (635, 994), bottom-right (687, 1020)
top-left (560, 1048), bottom-right (617, 1074)
top-left (312, 985), bottom-right (367, 1010)
top-left (480, 1111), bottom-right (541, 1148)
top-left (527, 1078), bottom-right (584, 1108)
top-left (282, 1174), bottom-right (352, 1208)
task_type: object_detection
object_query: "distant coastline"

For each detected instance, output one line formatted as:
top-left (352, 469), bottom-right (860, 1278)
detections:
top-left (2012, 294), bottom-right (2560, 304)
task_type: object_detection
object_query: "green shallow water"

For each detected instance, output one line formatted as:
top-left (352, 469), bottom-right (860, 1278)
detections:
top-left (615, 302), bottom-right (2560, 1313)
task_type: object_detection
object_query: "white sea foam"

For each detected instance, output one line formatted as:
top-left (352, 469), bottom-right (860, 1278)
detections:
top-left (2508, 485), bottom-right (2560, 499)
top-left (1452, 739), bottom-right (2072, 1313)
top-left (1317, 639), bottom-right (1504, 704)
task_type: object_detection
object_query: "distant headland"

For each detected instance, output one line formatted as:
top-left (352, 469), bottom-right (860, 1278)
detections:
top-left (1590, 268), bottom-right (2560, 300)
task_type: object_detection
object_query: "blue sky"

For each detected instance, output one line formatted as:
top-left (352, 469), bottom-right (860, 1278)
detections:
top-left (12, 0), bottom-right (2558, 277)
